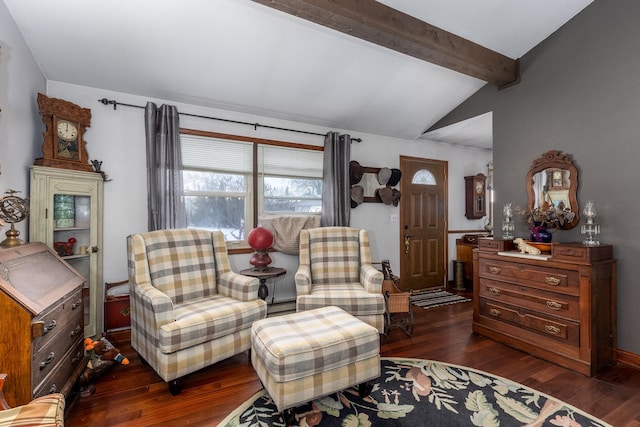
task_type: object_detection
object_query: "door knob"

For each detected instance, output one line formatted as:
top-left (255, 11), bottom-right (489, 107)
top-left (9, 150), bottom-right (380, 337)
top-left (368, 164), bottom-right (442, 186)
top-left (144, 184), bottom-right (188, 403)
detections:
top-left (404, 234), bottom-right (412, 254)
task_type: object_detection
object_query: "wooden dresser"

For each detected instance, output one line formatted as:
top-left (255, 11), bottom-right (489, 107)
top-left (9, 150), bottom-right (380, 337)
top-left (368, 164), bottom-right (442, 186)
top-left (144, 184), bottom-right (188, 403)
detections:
top-left (0, 243), bottom-right (87, 407)
top-left (472, 239), bottom-right (616, 376)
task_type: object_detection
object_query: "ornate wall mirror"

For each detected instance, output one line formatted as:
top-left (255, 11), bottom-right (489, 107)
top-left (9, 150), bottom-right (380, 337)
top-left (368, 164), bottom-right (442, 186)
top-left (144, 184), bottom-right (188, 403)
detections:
top-left (526, 150), bottom-right (579, 229)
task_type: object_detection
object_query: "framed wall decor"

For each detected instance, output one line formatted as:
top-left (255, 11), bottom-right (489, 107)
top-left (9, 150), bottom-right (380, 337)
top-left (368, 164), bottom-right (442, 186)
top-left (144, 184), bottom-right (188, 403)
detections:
top-left (35, 93), bottom-right (93, 172)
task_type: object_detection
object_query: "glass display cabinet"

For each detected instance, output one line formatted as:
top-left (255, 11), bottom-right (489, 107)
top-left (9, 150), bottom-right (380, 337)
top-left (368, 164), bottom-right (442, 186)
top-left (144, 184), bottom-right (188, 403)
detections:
top-left (29, 165), bottom-right (104, 338)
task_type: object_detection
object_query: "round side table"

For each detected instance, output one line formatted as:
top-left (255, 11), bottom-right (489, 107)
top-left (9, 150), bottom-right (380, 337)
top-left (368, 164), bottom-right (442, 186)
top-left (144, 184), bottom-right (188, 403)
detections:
top-left (239, 266), bottom-right (286, 301)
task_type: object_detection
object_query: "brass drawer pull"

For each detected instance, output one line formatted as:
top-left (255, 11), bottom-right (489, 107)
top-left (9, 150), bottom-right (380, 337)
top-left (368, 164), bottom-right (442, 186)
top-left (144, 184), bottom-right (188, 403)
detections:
top-left (488, 287), bottom-right (501, 296)
top-left (39, 352), bottom-right (55, 369)
top-left (49, 384), bottom-right (58, 394)
top-left (547, 301), bottom-right (562, 310)
top-left (545, 325), bottom-right (561, 335)
top-left (72, 298), bottom-right (82, 310)
top-left (488, 266), bottom-right (501, 274)
top-left (72, 351), bottom-right (83, 364)
top-left (545, 276), bottom-right (561, 286)
top-left (43, 320), bottom-right (57, 335)
top-left (489, 308), bottom-right (501, 317)
top-left (70, 324), bottom-right (82, 337)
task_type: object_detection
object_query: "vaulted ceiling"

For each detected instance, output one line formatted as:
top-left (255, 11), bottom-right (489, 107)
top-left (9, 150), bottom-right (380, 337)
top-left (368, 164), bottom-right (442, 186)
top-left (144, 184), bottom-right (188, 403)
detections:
top-left (4, 0), bottom-right (593, 148)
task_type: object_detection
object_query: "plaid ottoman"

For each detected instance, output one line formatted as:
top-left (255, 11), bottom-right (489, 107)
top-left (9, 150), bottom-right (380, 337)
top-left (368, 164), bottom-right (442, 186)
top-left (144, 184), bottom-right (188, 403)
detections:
top-left (250, 306), bottom-right (380, 412)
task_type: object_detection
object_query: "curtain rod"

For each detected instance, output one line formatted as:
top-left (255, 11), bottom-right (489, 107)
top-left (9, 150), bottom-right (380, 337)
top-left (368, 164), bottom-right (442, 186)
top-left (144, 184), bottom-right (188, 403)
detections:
top-left (97, 98), bottom-right (362, 142)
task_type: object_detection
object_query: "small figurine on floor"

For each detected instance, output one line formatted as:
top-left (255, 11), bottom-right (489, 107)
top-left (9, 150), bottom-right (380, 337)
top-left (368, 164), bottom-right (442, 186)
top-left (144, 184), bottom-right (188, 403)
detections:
top-left (513, 238), bottom-right (541, 255)
top-left (77, 337), bottom-right (129, 389)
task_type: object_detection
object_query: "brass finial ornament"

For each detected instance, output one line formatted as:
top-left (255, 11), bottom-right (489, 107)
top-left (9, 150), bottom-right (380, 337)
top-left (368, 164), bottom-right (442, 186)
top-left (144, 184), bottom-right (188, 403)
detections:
top-left (0, 189), bottom-right (29, 247)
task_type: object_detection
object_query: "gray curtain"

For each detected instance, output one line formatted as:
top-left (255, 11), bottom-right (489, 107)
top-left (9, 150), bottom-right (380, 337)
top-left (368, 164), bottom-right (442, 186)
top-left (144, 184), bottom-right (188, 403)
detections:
top-left (144, 102), bottom-right (187, 231)
top-left (321, 132), bottom-right (351, 226)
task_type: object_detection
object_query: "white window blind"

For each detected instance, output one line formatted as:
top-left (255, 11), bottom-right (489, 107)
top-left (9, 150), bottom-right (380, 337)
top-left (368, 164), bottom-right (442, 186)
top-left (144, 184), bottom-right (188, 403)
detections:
top-left (181, 135), bottom-right (252, 173)
top-left (259, 145), bottom-right (323, 178)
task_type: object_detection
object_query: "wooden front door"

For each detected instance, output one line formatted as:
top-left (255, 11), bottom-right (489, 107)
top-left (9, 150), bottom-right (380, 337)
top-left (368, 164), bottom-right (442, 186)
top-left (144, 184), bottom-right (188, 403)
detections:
top-left (398, 156), bottom-right (447, 291)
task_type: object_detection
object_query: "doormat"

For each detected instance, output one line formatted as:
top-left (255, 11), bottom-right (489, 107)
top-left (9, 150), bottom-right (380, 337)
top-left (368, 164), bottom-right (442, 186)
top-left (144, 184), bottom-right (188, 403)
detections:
top-left (410, 288), bottom-right (470, 309)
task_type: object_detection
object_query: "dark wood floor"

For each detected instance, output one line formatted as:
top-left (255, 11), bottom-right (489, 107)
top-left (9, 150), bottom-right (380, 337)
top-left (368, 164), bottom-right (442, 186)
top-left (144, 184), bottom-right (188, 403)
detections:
top-left (66, 293), bottom-right (640, 426)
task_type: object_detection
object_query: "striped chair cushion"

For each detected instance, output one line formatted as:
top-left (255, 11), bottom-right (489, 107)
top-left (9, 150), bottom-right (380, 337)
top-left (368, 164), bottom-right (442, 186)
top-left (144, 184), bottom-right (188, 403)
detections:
top-left (143, 229), bottom-right (217, 303)
top-left (0, 393), bottom-right (65, 427)
top-left (251, 306), bottom-right (380, 383)
top-left (307, 228), bottom-right (361, 284)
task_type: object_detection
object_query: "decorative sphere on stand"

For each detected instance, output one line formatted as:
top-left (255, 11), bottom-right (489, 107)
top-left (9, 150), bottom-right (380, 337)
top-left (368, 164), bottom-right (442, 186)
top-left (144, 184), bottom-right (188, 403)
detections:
top-left (248, 227), bottom-right (274, 270)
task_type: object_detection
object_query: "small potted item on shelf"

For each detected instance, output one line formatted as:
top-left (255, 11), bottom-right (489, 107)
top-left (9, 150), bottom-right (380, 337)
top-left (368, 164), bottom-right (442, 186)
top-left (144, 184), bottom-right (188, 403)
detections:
top-left (54, 237), bottom-right (77, 256)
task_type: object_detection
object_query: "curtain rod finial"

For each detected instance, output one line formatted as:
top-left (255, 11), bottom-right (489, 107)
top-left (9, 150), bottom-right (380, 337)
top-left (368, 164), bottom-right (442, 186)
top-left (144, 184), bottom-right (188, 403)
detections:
top-left (98, 98), bottom-right (118, 110)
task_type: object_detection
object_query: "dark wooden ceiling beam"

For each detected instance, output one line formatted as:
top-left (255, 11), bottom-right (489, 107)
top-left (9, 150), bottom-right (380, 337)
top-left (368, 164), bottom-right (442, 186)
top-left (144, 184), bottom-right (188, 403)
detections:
top-left (253, 0), bottom-right (520, 88)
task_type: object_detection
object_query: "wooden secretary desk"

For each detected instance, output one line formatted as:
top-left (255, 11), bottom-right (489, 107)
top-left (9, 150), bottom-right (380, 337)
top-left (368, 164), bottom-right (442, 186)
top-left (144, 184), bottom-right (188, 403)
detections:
top-left (0, 243), bottom-right (87, 407)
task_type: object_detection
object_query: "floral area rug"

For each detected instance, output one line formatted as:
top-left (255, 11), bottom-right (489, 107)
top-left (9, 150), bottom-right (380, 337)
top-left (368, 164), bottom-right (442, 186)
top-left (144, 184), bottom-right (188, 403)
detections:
top-left (218, 358), bottom-right (610, 427)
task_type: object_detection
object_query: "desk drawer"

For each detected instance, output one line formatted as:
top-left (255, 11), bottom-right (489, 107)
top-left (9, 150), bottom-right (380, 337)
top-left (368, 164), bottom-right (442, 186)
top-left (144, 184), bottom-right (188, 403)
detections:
top-left (32, 288), bottom-right (83, 354)
top-left (32, 339), bottom-right (84, 399)
top-left (479, 299), bottom-right (579, 346)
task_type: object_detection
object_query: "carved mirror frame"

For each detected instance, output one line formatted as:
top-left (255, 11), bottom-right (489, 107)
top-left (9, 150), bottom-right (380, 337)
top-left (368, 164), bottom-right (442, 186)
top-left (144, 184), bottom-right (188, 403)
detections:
top-left (360, 166), bottom-right (383, 203)
top-left (526, 150), bottom-right (579, 229)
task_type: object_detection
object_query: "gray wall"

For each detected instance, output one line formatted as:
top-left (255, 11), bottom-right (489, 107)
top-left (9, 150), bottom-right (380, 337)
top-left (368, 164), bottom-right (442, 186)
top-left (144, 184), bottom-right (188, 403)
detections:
top-left (0, 0), bottom-right (46, 240)
top-left (433, 0), bottom-right (640, 354)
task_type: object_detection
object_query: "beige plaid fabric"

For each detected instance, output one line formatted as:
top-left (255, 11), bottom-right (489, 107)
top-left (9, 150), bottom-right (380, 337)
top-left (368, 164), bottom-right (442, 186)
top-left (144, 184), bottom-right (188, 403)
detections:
top-left (0, 393), bottom-right (64, 427)
top-left (295, 227), bottom-right (385, 332)
top-left (127, 229), bottom-right (267, 382)
top-left (251, 306), bottom-right (380, 412)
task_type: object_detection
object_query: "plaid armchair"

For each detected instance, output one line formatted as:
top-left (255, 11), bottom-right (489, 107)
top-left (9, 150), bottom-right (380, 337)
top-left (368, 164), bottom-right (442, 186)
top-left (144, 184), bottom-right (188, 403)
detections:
top-left (0, 374), bottom-right (64, 426)
top-left (295, 227), bottom-right (385, 333)
top-left (127, 229), bottom-right (267, 394)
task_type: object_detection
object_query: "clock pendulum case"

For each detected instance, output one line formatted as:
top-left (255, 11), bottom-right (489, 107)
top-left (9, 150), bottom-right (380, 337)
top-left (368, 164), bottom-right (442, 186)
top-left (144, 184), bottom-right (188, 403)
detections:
top-left (464, 173), bottom-right (487, 219)
top-left (35, 93), bottom-right (93, 172)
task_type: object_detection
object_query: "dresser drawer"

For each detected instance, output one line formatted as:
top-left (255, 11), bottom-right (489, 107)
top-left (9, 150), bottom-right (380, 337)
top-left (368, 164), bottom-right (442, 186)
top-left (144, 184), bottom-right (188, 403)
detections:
top-left (478, 258), bottom-right (579, 295)
top-left (478, 238), bottom-right (514, 252)
top-left (479, 278), bottom-right (580, 321)
top-left (32, 289), bottom-right (83, 354)
top-left (552, 243), bottom-right (612, 263)
top-left (32, 339), bottom-right (84, 399)
top-left (480, 299), bottom-right (579, 346)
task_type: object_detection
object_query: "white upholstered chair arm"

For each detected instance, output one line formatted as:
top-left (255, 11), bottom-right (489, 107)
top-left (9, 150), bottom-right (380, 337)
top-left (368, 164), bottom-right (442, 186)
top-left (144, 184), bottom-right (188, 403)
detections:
top-left (361, 264), bottom-right (383, 294)
top-left (218, 272), bottom-right (260, 301)
top-left (295, 265), bottom-right (312, 295)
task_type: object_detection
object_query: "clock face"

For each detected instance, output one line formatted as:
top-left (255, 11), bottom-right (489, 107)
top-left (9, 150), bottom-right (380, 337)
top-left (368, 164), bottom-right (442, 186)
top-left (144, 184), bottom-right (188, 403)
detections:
top-left (475, 182), bottom-right (484, 194)
top-left (57, 120), bottom-right (78, 142)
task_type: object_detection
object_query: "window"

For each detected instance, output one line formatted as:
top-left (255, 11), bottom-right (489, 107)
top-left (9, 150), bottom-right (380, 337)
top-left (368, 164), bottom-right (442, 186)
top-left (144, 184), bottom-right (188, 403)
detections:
top-left (181, 132), bottom-right (323, 241)
top-left (411, 169), bottom-right (436, 185)
top-left (259, 145), bottom-right (323, 214)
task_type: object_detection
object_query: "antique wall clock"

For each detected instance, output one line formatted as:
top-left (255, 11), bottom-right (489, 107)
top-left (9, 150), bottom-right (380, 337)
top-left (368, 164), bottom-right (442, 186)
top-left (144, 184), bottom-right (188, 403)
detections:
top-left (464, 173), bottom-right (487, 219)
top-left (35, 93), bottom-right (93, 172)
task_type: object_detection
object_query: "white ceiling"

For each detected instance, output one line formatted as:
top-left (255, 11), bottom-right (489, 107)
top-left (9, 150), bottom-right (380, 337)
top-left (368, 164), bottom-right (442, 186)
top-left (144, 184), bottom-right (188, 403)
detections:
top-left (4, 0), bottom-right (593, 147)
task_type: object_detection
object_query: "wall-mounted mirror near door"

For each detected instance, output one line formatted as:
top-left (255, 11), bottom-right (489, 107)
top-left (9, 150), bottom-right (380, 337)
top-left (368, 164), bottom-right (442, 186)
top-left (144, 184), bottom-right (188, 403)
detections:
top-left (526, 150), bottom-right (579, 229)
top-left (360, 167), bottom-right (383, 203)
